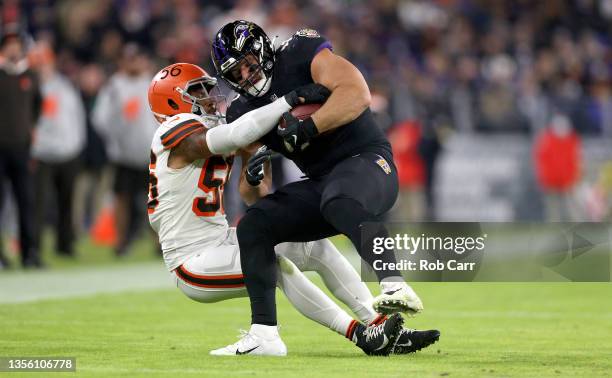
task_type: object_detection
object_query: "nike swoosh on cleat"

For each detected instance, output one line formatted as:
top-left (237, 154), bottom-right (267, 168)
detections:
top-left (395, 340), bottom-right (413, 347)
top-left (236, 346), bottom-right (259, 355)
top-left (384, 289), bottom-right (401, 295)
top-left (373, 335), bottom-right (389, 351)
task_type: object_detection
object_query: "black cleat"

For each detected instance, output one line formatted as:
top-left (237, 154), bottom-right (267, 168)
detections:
top-left (392, 328), bottom-right (440, 354)
top-left (355, 313), bottom-right (404, 356)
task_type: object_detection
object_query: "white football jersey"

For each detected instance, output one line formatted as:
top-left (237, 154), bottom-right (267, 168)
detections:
top-left (148, 113), bottom-right (234, 271)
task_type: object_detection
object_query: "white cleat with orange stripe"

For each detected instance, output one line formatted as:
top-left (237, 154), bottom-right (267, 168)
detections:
top-left (210, 325), bottom-right (287, 356)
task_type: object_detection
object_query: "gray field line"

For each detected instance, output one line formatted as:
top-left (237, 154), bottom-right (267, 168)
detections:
top-left (0, 262), bottom-right (174, 304)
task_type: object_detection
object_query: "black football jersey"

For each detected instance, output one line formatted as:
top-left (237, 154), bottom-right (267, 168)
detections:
top-left (226, 29), bottom-right (391, 177)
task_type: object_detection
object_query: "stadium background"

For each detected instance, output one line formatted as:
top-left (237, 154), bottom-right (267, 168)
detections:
top-left (1, 1), bottom-right (612, 376)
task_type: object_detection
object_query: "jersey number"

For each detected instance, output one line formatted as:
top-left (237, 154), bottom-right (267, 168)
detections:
top-left (147, 153), bottom-right (233, 217)
top-left (160, 65), bottom-right (182, 79)
top-left (192, 156), bottom-right (233, 217)
top-left (147, 151), bottom-right (159, 214)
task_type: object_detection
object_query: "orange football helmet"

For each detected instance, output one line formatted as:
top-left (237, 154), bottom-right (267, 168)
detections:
top-left (148, 63), bottom-right (224, 123)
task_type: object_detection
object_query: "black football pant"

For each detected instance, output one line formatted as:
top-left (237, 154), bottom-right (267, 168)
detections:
top-left (237, 151), bottom-right (401, 326)
top-left (32, 158), bottom-right (81, 256)
top-left (0, 147), bottom-right (37, 266)
top-left (113, 164), bottom-right (149, 254)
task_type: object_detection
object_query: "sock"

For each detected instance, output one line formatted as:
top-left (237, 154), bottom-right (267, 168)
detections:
top-left (347, 320), bottom-right (364, 343)
top-left (321, 197), bottom-right (401, 281)
top-left (304, 239), bottom-right (379, 324)
top-left (276, 256), bottom-right (354, 336)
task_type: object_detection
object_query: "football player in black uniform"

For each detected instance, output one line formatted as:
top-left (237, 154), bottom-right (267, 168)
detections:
top-left (212, 20), bottom-right (439, 354)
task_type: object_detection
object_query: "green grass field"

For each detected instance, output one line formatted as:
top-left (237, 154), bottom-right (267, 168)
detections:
top-left (1, 236), bottom-right (612, 377)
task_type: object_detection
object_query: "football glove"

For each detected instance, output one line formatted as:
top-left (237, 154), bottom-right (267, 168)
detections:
top-left (277, 113), bottom-right (319, 152)
top-left (284, 83), bottom-right (330, 107)
top-left (245, 146), bottom-right (273, 186)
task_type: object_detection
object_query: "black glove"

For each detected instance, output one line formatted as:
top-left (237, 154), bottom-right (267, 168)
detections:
top-left (277, 112), bottom-right (319, 152)
top-left (284, 83), bottom-right (331, 107)
top-left (245, 146), bottom-right (273, 186)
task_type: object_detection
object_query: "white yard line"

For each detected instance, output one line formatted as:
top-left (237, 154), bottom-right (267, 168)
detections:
top-left (0, 262), bottom-right (174, 304)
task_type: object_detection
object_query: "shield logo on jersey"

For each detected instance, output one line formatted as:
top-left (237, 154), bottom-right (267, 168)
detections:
top-left (296, 28), bottom-right (320, 38)
top-left (375, 156), bottom-right (391, 175)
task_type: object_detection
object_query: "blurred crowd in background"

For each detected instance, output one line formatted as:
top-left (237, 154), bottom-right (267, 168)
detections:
top-left (1, 0), bottom-right (612, 269)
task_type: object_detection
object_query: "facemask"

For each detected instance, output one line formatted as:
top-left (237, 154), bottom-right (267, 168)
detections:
top-left (246, 74), bottom-right (272, 97)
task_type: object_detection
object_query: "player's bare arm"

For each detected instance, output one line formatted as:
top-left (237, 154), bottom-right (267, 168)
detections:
top-left (150, 62), bottom-right (331, 169)
top-left (164, 84), bottom-right (330, 169)
top-left (310, 48), bottom-right (371, 133)
top-left (167, 127), bottom-right (212, 169)
top-left (238, 145), bottom-right (272, 206)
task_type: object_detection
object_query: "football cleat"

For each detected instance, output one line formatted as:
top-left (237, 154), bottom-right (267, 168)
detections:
top-left (209, 330), bottom-right (287, 356)
top-left (373, 282), bottom-right (424, 315)
top-left (354, 313), bottom-right (404, 356)
top-left (392, 328), bottom-right (440, 354)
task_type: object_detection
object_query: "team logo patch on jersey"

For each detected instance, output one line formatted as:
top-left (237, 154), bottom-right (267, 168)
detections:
top-left (296, 28), bottom-right (320, 38)
top-left (375, 156), bottom-right (391, 175)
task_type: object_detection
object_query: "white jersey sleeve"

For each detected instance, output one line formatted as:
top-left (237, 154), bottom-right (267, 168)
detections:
top-left (148, 113), bottom-right (232, 271)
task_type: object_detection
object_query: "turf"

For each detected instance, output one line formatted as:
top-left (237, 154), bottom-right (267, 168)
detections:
top-left (1, 281), bottom-right (611, 377)
top-left (1, 232), bottom-right (160, 270)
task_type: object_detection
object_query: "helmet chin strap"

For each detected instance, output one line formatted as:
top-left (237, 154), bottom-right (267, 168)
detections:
top-left (191, 103), bottom-right (204, 116)
top-left (190, 103), bottom-right (225, 128)
top-left (200, 113), bottom-right (225, 128)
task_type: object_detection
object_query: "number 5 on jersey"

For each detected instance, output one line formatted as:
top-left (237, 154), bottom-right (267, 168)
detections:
top-left (147, 153), bottom-right (233, 217)
top-left (192, 155), bottom-right (233, 217)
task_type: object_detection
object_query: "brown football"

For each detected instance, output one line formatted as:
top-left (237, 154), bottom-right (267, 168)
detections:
top-left (279, 103), bottom-right (322, 129)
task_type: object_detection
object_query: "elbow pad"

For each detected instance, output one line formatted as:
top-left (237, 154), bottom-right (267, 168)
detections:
top-left (206, 97), bottom-right (291, 155)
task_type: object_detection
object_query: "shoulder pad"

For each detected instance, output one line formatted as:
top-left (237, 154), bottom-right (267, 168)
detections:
top-left (159, 113), bottom-right (205, 150)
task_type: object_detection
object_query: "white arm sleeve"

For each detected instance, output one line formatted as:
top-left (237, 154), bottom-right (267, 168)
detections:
top-left (206, 97), bottom-right (291, 154)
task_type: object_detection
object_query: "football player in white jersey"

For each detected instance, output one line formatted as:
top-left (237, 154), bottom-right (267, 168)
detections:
top-left (146, 63), bottom-right (439, 356)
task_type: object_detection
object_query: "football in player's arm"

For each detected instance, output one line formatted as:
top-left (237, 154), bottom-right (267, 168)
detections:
top-left (153, 87), bottom-right (330, 169)
top-left (280, 42), bottom-right (372, 153)
top-left (211, 21), bottom-right (435, 341)
top-left (146, 63), bottom-right (441, 357)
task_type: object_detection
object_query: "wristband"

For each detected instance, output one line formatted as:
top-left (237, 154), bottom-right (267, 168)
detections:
top-left (302, 117), bottom-right (319, 138)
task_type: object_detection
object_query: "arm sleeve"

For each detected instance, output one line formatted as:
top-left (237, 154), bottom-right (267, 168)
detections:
top-left (205, 97), bottom-right (291, 154)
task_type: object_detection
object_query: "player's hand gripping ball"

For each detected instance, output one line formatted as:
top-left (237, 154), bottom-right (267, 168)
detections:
top-left (277, 103), bottom-right (322, 152)
top-left (283, 83), bottom-right (330, 107)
